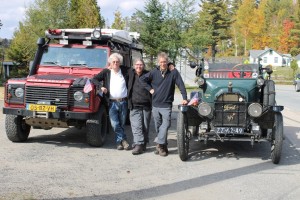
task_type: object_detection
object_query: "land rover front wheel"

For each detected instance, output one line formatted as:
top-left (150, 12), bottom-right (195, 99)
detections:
top-left (5, 115), bottom-right (31, 142)
top-left (177, 111), bottom-right (189, 161)
top-left (271, 112), bottom-right (283, 164)
top-left (86, 106), bottom-right (108, 147)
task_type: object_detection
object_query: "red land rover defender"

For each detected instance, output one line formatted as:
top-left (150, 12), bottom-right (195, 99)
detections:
top-left (3, 28), bottom-right (143, 147)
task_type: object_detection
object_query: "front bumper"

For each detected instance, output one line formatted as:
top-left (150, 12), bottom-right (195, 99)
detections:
top-left (3, 107), bottom-right (92, 120)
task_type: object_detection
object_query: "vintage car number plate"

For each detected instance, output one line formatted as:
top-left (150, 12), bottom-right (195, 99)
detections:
top-left (215, 127), bottom-right (244, 134)
top-left (26, 104), bottom-right (57, 112)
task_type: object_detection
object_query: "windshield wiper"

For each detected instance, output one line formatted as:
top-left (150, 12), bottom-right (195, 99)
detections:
top-left (69, 63), bottom-right (88, 67)
top-left (42, 61), bottom-right (61, 66)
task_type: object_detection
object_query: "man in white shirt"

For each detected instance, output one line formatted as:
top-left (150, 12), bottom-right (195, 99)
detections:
top-left (91, 53), bottom-right (130, 150)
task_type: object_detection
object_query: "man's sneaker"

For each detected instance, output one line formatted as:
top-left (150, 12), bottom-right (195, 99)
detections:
top-left (117, 143), bottom-right (124, 150)
top-left (132, 145), bottom-right (143, 155)
top-left (155, 144), bottom-right (168, 157)
top-left (122, 140), bottom-right (130, 150)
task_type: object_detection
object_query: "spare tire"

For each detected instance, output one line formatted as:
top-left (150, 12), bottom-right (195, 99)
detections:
top-left (263, 80), bottom-right (275, 108)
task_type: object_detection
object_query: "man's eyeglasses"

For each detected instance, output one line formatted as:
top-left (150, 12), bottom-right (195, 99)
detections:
top-left (112, 61), bottom-right (120, 64)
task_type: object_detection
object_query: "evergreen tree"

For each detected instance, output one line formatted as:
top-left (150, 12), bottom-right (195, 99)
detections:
top-left (136, 0), bottom-right (165, 67)
top-left (111, 9), bottom-right (125, 30)
top-left (194, 0), bottom-right (232, 62)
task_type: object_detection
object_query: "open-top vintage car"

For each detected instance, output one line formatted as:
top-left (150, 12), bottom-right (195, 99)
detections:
top-left (177, 60), bottom-right (284, 164)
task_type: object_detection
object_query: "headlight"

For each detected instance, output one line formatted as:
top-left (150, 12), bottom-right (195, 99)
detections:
top-left (257, 78), bottom-right (264, 86)
top-left (15, 88), bottom-right (24, 98)
top-left (198, 102), bottom-right (212, 116)
top-left (74, 91), bottom-right (83, 102)
top-left (197, 78), bottom-right (205, 86)
top-left (92, 29), bottom-right (101, 38)
top-left (248, 103), bottom-right (262, 117)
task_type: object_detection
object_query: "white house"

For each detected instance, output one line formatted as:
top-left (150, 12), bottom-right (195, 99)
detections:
top-left (249, 48), bottom-right (291, 67)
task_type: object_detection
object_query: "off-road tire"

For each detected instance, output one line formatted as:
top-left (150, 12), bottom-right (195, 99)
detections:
top-left (271, 112), bottom-right (283, 164)
top-left (177, 111), bottom-right (189, 161)
top-left (86, 105), bottom-right (108, 147)
top-left (5, 115), bottom-right (31, 142)
top-left (263, 80), bottom-right (275, 108)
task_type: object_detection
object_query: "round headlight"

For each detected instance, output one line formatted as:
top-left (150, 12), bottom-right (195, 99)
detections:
top-left (92, 30), bottom-right (101, 38)
top-left (257, 78), bottom-right (264, 86)
top-left (248, 103), bottom-right (262, 117)
top-left (74, 91), bottom-right (83, 102)
top-left (198, 102), bottom-right (212, 116)
top-left (197, 78), bottom-right (205, 86)
top-left (15, 88), bottom-right (24, 98)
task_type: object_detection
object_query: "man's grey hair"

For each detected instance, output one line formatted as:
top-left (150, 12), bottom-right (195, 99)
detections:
top-left (157, 52), bottom-right (169, 64)
top-left (108, 53), bottom-right (123, 64)
top-left (133, 58), bottom-right (145, 67)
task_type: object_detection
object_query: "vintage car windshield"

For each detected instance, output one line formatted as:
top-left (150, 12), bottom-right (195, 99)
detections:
top-left (204, 63), bottom-right (259, 79)
top-left (40, 46), bottom-right (108, 68)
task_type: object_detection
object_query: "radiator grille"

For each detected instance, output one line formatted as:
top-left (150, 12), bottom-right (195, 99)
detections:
top-left (25, 86), bottom-right (69, 107)
top-left (214, 93), bottom-right (247, 127)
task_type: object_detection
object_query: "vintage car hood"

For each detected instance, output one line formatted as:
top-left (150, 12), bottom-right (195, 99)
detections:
top-left (204, 79), bottom-right (258, 102)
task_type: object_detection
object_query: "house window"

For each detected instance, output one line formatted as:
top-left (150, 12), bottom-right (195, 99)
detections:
top-left (263, 57), bottom-right (267, 63)
top-left (274, 57), bottom-right (278, 63)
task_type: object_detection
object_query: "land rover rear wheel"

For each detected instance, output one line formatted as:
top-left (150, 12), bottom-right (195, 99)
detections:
top-left (5, 115), bottom-right (31, 142)
top-left (177, 111), bottom-right (189, 161)
top-left (271, 112), bottom-right (283, 164)
top-left (86, 105), bottom-right (108, 147)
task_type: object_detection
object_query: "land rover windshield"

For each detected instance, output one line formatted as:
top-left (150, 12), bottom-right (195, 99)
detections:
top-left (40, 46), bottom-right (108, 68)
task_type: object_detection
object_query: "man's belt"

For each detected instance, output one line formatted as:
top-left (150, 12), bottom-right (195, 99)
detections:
top-left (110, 97), bottom-right (127, 102)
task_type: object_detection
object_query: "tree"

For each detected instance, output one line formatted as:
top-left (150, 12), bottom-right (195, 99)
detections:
top-left (0, 19), bottom-right (2, 30)
top-left (291, 59), bottom-right (298, 77)
top-left (69, 0), bottom-right (104, 28)
top-left (192, 0), bottom-right (232, 62)
top-left (7, 0), bottom-right (105, 69)
top-left (111, 8), bottom-right (125, 30)
top-left (136, 0), bottom-right (165, 67)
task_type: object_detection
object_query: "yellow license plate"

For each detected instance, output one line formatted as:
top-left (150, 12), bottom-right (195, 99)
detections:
top-left (26, 104), bottom-right (57, 112)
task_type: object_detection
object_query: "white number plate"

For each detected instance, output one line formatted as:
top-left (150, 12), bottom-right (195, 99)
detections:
top-left (215, 127), bottom-right (244, 134)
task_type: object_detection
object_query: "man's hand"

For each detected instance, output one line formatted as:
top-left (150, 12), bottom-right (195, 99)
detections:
top-left (101, 87), bottom-right (108, 94)
top-left (150, 89), bottom-right (154, 94)
top-left (182, 100), bottom-right (188, 105)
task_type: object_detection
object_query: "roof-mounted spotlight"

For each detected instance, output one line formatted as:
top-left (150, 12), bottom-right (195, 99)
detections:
top-left (92, 28), bottom-right (102, 39)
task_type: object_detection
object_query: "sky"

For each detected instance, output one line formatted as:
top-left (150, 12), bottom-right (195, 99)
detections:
top-left (0, 0), bottom-right (177, 39)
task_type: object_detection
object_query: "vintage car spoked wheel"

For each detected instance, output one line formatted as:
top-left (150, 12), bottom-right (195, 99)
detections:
top-left (270, 112), bottom-right (283, 164)
top-left (5, 115), bottom-right (31, 142)
top-left (86, 105), bottom-right (108, 147)
top-left (231, 64), bottom-right (252, 78)
top-left (177, 111), bottom-right (190, 161)
top-left (263, 80), bottom-right (275, 108)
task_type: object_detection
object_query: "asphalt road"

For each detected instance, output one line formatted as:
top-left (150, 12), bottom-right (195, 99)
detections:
top-left (0, 85), bottom-right (300, 200)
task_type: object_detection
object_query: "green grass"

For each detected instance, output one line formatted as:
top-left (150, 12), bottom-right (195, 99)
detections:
top-left (272, 66), bottom-right (298, 85)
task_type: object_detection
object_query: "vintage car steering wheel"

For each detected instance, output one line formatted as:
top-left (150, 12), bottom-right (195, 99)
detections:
top-left (231, 64), bottom-right (252, 78)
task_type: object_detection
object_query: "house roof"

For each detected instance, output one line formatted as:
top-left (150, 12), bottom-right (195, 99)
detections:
top-left (295, 54), bottom-right (300, 60)
top-left (250, 48), bottom-right (291, 59)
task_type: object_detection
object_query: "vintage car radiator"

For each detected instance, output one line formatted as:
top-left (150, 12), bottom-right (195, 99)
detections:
top-left (214, 93), bottom-right (247, 127)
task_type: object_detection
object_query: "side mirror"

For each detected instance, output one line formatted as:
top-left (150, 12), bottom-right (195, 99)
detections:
top-left (190, 61), bottom-right (198, 69)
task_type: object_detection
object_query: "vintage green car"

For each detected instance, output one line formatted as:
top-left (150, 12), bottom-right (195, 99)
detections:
top-left (177, 61), bottom-right (284, 164)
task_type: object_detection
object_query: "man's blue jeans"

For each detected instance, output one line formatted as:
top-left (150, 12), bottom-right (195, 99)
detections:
top-left (109, 101), bottom-right (128, 144)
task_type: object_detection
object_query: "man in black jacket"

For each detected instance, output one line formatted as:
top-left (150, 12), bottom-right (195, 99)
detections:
top-left (140, 52), bottom-right (188, 157)
top-left (128, 58), bottom-right (152, 155)
top-left (91, 53), bottom-right (130, 150)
